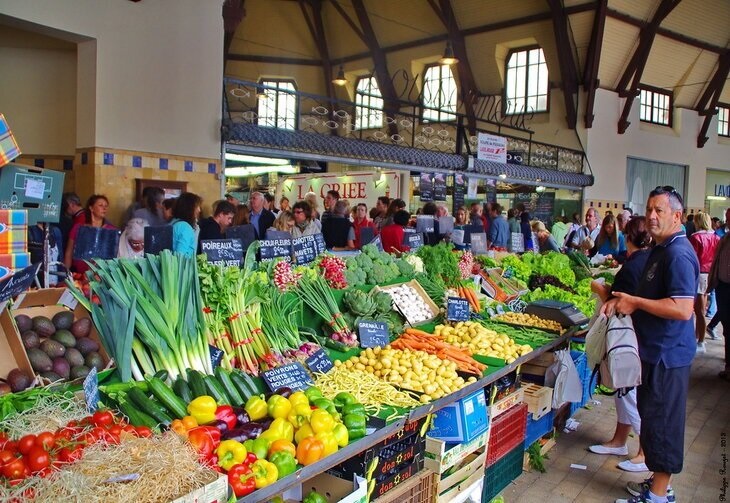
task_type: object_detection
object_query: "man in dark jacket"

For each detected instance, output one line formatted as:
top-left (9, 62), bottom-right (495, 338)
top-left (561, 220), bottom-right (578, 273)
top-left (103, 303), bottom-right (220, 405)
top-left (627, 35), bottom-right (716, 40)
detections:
top-left (198, 201), bottom-right (236, 253)
top-left (248, 191), bottom-right (275, 238)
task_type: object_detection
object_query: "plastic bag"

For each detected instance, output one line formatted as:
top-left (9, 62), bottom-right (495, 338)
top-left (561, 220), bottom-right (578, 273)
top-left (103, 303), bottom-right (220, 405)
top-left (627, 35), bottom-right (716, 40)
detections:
top-left (545, 349), bottom-right (583, 408)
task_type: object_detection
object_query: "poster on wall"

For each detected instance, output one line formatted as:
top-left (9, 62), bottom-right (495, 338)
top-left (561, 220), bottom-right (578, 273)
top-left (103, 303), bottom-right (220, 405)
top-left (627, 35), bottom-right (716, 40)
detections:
top-left (453, 174), bottom-right (466, 213)
top-left (486, 179), bottom-right (497, 205)
top-left (433, 173), bottom-right (446, 201)
top-left (419, 173), bottom-right (433, 202)
top-left (277, 171), bottom-right (401, 212)
top-left (467, 177), bottom-right (479, 199)
top-left (477, 133), bottom-right (507, 163)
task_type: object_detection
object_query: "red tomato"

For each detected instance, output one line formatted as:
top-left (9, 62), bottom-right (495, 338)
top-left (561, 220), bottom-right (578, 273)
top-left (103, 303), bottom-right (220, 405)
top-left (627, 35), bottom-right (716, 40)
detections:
top-left (2, 457), bottom-right (27, 479)
top-left (34, 432), bottom-right (55, 451)
top-left (0, 449), bottom-right (17, 466)
top-left (122, 425), bottom-right (136, 435)
top-left (57, 446), bottom-right (84, 464)
top-left (24, 447), bottom-right (51, 472)
top-left (91, 410), bottom-right (115, 427)
top-left (0, 431), bottom-right (9, 449)
top-left (16, 435), bottom-right (37, 455)
top-left (134, 426), bottom-right (153, 438)
top-left (108, 425), bottom-right (123, 437)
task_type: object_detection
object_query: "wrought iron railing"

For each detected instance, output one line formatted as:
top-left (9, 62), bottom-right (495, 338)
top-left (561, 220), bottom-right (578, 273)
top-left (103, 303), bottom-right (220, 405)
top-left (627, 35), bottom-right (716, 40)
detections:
top-left (223, 78), bottom-right (586, 174)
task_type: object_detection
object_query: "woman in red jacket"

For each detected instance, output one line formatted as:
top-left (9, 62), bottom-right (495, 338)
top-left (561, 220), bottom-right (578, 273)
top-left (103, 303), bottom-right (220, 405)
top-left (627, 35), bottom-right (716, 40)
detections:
top-left (352, 203), bottom-right (375, 249)
top-left (689, 211), bottom-right (720, 353)
top-left (380, 210), bottom-right (411, 255)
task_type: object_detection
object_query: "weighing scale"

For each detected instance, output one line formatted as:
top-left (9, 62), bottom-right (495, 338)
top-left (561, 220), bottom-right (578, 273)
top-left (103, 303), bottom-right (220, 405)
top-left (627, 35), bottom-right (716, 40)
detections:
top-left (524, 299), bottom-right (590, 327)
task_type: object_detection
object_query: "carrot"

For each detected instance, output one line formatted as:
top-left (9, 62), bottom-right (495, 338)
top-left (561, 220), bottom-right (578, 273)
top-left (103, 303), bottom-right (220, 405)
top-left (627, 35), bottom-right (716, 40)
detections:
top-left (404, 328), bottom-right (435, 338)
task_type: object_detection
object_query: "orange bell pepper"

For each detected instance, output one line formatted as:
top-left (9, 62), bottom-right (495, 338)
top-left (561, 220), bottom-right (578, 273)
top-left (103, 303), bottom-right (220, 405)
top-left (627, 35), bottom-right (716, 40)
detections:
top-left (296, 436), bottom-right (324, 466)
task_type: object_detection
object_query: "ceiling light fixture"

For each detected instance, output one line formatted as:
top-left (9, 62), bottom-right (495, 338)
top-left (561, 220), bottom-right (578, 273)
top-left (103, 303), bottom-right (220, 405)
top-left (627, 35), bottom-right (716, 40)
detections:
top-left (332, 66), bottom-right (347, 86)
top-left (439, 41), bottom-right (459, 66)
top-left (706, 195), bottom-right (727, 201)
top-left (536, 185), bottom-right (546, 192)
top-left (224, 164), bottom-right (298, 177)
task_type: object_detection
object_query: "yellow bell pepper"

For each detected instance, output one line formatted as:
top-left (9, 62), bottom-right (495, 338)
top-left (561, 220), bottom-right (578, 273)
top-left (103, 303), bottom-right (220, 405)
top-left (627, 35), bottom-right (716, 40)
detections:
top-left (251, 459), bottom-right (279, 488)
top-left (216, 439), bottom-right (248, 471)
top-left (267, 395), bottom-right (292, 419)
top-left (309, 409), bottom-right (335, 434)
top-left (244, 395), bottom-right (268, 421)
top-left (287, 403), bottom-right (313, 429)
top-left (294, 422), bottom-right (315, 444)
top-left (315, 431), bottom-right (338, 456)
top-left (260, 417), bottom-right (294, 443)
top-left (332, 423), bottom-right (349, 448)
top-left (186, 396), bottom-right (217, 425)
top-left (288, 391), bottom-right (309, 408)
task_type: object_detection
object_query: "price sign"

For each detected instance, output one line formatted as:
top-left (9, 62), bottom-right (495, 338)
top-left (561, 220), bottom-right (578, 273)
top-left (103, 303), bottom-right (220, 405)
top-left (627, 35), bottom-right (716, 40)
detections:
top-left (225, 224), bottom-right (257, 258)
top-left (259, 238), bottom-right (292, 261)
top-left (403, 232), bottom-right (423, 250)
top-left (371, 235), bottom-right (384, 252)
top-left (419, 173), bottom-right (433, 201)
top-left (200, 239), bottom-right (243, 267)
top-left (292, 235), bottom-right (317, 265)
top-left (510, 232), bottom-right (525, 253)
top-left (447, 297), bottom-right (470, 321)
top-left (83, 367), bottom-right (100, 413)
top-left (73, 227), bottom-right (120, 261)
top-left (358, 320), bottom-right (389, 348)
top-left (305, 349), bottom-right (334, 374)
top-left (313, 233), bottom-right (327, 254)
top-left (359, 227), bottom-right (376, 246)
top-left (261, 362), bottom-right (313, 393)
top-left (0, 263), bottom-right (41, 302)
top-left (416, 216), bottom-right (435, 234)
top-left (144, 225), bottom-right (173, 255)
top-left (470, 232), bottom-right (488, 255)
top-left (209, 345), bottom-right (224, 369)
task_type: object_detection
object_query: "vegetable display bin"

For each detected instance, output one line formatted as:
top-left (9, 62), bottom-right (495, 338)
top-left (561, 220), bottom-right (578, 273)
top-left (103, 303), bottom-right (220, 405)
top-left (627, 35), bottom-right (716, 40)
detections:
top-left (482, 444), bottom-right (524, 502)
top-left (486, 402), bottom-right (527, 467)
top-left (524, 409), bottom-right (555, 450)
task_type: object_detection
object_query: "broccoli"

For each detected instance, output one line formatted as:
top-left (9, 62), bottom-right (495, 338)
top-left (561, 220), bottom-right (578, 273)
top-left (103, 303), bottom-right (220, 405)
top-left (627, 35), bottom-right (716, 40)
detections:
top-left (395, 258), bottom-right (415, 278)
top-left (367, 263), bottom-right (390, 284)
top-left (344, 269), bottom-right (362, 286)
top-left (357, 252), bottom-right (374, 270)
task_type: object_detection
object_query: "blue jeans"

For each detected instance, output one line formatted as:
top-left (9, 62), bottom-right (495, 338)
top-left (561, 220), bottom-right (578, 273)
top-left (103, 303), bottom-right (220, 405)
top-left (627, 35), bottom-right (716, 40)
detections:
top-left (706, 289), bottom-right (716, 317)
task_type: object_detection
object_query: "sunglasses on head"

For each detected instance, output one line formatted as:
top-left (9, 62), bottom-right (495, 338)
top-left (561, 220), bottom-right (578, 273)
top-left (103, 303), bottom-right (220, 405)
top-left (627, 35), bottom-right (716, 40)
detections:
top-left (653, 185), bottom-right (684, 206)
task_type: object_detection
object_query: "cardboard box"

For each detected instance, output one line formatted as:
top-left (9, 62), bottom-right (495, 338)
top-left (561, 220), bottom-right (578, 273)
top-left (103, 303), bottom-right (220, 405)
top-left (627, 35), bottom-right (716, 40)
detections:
top-left (0, 210), bottom-right (28, 254)
top-left (436, 448), bottom-right (487, 503)
top-left (374, 280), bottom-right (440, 325)
top-left (0, 163), bottom-right (65, 225)
top-left (171, 474), bottom-right (228, 503)
top-left (429, 389), bottom-right (489, 443)
top-left (306, 473), bottom-right (367, 503)
top-left (0, 114), bottom-right (21, 167)
top-left (487, 388), bottom-right (524, 420)
top-left (425, 428), bottom-right (490, 474)
top-left (0, 288), bottom-right (112, 385)
top-left (522, 383), bottom-right (553, 419)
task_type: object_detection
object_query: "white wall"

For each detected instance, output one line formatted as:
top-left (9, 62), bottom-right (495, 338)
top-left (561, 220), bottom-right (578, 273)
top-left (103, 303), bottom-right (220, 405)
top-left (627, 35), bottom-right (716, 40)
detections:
top-left (0, 0), bottom-right (223, 159)
top-left (585, 88), bottom-right (729, 210)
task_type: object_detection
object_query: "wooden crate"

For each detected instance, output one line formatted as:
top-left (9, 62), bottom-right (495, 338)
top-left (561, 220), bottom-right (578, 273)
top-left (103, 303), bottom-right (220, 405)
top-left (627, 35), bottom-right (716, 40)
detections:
top-left (487, 388), bottom-right (524, 420)
top-left (522, 383), bottom-right (553, 419)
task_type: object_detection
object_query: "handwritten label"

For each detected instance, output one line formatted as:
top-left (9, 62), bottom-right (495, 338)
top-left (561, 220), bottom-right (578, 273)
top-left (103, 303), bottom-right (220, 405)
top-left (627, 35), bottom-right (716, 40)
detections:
top-left (201, 239), bottom-right (243, 267)
top-left (24, 178), bottom-right (45, 199)
top-left (470, 232), bottom-right (488, 255)
top-left (259, 238), bottom-right (292, 261)
top-left (358, 320), bottom-right (389, 348)
top-left (305, 349), bottom-right (334, 374)
top-left (261, 362), bottom-right (313, 392)
top-left (416, 216), bottom-right (435, 234)
top-left (292, 235), bottom-right (317, 265)
top-left (510, 232), bottom-right (525, 253)
top-left (209, 345), bottom-right (224, 369)
top-left (0, 263), bottom-right (42, 302)
top-left (83, 367), bottom-right (100, 413)
top-left (73, 227), bottom-right (120, 261)
top-left (225, 224), bottom-right (257, 257)
top-left (403, 232), bottom-right (423, 250)
top-left (419, 173), bottom-right (433, 202)
top-left (447, 297), bottom-right (470, 321)
top-left (144, 225), bottom-right (173, 255)
top-left (313, 233), bottom-right (327, 254)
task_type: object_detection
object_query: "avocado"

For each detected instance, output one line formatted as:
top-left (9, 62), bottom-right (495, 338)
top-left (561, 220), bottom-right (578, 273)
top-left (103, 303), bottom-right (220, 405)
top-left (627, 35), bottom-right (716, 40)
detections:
top-left (21, 330), bottom-right (40, 350)
top-left (40, 339), bottom-right (66, 359)
top-left (40, 371), bottom-right (63, 382)
top-left (14, 314), bottom-right (33, 333)
top-left (70, 318), bottom-right (92, 339)
top-left (52, 311), bottom-right (74, 331)
top-left (70, 365), bottom-right (90, 380)
top-left (6, 368), bottom-right (33, 392)
top-left (75, 337), bottom-right (99, 356)
top-left (52, 357), bottom-right (71, 379)
top-left (51, 329), bottom-right (76, 348)
top-left (84, 352), bottom-right (104, 372)
top-left (32, 316), bottom-right (56, 338)
top-left (64, 348), bottom-right (85, 367)
top-left (27, 348), bottom-right (53, 372)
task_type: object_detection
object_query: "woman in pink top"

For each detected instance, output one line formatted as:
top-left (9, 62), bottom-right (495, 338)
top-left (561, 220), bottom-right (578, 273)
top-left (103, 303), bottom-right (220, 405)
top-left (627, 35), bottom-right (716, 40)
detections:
top-left (689, 212), bottom-right (720, 352)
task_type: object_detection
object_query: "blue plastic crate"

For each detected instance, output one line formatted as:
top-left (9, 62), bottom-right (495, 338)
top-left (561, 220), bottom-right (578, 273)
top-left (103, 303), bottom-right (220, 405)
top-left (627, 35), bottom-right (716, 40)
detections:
top-left (524, 410), bottom-right (555, 449)
top-left (569, 350), bottom-right (597, 416)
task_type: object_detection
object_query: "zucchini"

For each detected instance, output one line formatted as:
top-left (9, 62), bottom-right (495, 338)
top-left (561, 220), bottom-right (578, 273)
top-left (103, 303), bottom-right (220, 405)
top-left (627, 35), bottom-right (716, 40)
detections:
top-left (229, 369), bottom-right (255, 400)
top-left (187, 369), bottom-right (208, 398)
top-left (147, 376), bottom-right (188, 419)
top-left (117, 393), bottom-right (159, 430)
top-left (152, 369), bottom-right (169, 382)
top-left (127, 387), bottom-right (173, 426)
top-left (215, 367), bottom-right (244, 406)
top-left (173, 377), bottom-right (193, 404)
top-left (203, 375), bottom-right (230, 405)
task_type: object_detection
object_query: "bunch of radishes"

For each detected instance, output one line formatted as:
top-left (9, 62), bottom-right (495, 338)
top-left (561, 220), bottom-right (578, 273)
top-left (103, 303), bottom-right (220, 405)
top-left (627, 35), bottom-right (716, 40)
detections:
top-left (458, 251), bottom-right (474, 280)
top-left (318, 255), bottom-right (347, 289)
top-left (272, 260), bottom-right (301, 291)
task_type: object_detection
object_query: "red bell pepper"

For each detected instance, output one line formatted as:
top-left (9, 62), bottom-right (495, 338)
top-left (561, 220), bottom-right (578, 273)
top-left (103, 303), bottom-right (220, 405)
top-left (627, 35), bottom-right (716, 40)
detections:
top-left (228, 463), bottom-right (256, 497)
top-left (215, 405), bottom-right (238, 431)
top-left (187, 426), bottom-right (222, 463)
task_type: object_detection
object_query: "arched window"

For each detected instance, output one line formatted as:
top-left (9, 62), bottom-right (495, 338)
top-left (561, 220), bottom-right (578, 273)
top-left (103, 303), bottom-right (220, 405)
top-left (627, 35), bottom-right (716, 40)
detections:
top-left (355, 76), bottom-right (383, 130)
top-left (505, 47), bottom-right (549, 115)
top-left (423, 64), bottom-right (457, 122)
top-left (257, 80), bottom-right (297, 129)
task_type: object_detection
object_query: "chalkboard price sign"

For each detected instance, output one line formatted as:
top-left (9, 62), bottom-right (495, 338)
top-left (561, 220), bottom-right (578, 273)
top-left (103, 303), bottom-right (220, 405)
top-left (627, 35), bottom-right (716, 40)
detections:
top-left (358, 320), bottom-right (389, 348)
top-left (259, 238), bottom-right (292, 261)
top-left (419, 173), bottom-right (433, 202)
top-left (261, 362), bottom-right (313, 393)
top-left (447, 297), bottom-right (470, 321)
top-left (470, 232), bottom-right (488, 255)
top-left (313, 233), bottom-right (327, 254)
top-left (292, 235), bottom-right (317, 265)
top-left (73, 226), bottom-right (120, 262)
top-left (225, 225), bottom-right (257, 257)
top-left (0, 263), bottom-right (41, 302)
top-left (305, 349), bottom-right (334, 374)
top-left (403, 232), bottom-right (423, 250)
top-left (371, 235), bottom-right (384, 252)
top-left (416, 216), bottom-right (435, 234)
top-left (209, 345), bottom-right (224, 369)
top-left (201, 239), bottom-right (243, 267)
top-left (83, 367), bottom-right (100, 413)
top-left (144, 225), bottom-right (173, 255)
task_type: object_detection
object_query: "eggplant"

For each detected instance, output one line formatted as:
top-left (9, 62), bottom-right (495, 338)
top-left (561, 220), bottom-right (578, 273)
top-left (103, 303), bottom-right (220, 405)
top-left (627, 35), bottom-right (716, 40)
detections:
top-left (205, 419), bottom-right (230, 434)
top-left (222, 421), bottom-right (268, 443)
top-left (272, 387), bottom-right (293, 398)
top-left (231, 406), bottom-right (250, 425)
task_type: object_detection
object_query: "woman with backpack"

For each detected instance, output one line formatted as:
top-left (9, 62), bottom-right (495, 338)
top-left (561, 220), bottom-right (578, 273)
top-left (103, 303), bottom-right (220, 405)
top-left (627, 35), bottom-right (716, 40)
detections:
top-left (588, 216), bottom-right (652, 472)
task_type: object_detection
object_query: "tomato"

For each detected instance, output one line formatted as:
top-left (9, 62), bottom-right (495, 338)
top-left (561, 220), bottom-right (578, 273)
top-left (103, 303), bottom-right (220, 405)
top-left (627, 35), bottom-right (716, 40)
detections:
top-left (91, 410), bottom-right (115, 427)
top-left (0, 449), bottom-right (17, 466)
top-left (134, 426), bottom-right (153, 438)
top-left (24, 447), bottom-right (51, 472)
top-left (0, 431), bottom-right (8, 449)
top-left (57, 446), bottom-right (84, 464)
top-left (122, 425), bottom-right (136, 435)
top-left (2, 457), bottom-right (27, 479)
top-left (16, 435), bottom-right (37, 455)
top-left (35, 432), bottom-right (55, 451)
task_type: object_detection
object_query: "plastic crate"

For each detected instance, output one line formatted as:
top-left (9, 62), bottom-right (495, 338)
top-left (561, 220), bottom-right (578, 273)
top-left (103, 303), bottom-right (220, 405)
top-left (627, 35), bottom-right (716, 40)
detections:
top-left (374, 469), bottom-right (437, 503)
top-left (523, 409), bottom-right (555, 449)
top-left (483, 444), bottom-right (524, 502)
top-left (486, 402), bottom-right (528, 467)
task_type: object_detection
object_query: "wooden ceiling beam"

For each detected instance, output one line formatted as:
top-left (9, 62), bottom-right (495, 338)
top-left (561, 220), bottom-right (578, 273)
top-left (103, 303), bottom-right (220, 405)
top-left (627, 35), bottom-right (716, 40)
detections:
top-left (329, 0), bottom-right (366, 43)
top-left (226, 54), bottom-right (322, 65)
top-left (547, 0), bottom-right (580, 129)
top-left (583, 0), bottom-right (607, 128)
top-left (223, 0), bottom-right (246, 59)
top-left (696, 51), bottom-right (730, 148)
top-left (616, 0), bottom-right (681, 134)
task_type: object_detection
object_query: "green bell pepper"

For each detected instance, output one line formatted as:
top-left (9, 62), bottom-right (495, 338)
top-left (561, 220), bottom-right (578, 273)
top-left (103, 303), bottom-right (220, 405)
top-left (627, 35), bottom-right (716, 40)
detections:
top-left (303, 490), bottom-right (328, 503)
top-left (303, 386), bottom-right (323, 403)
top-left (269, 450), bottom-right (297, 479)
top-left (333, 392), bottom-right (357, 410)
top-left (342, 403), bottom-right (366, 416)
top-left (313, 398), bottom-right (337, 415)
top-left (343, 413), bottom-right (366, 440)
top-left (243, 437), bottom-right (271, 461)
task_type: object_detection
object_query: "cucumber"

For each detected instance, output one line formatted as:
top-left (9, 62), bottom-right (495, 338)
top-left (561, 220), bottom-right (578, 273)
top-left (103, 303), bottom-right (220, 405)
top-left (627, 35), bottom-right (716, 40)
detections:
top-left (117, 394), bottom-right (158, 431)
top-left (152, 369), bottom-right (169, 382)
top-left (229, 370), bottom-right (255, 400)
top-left (173, 377), bottom-right (193, 404)
top-left (203, 375), bottom-right (230, 406)
top-left (187, 369), bottom-right (208, 398)
top-left (215, 367), bottom-right (244, 406)
top-left (146, 376), bottom-right (188, 419)
top-left (126, 387), bottom-right (173, 426)
top-left (237, 369), bottom-right (265, 396)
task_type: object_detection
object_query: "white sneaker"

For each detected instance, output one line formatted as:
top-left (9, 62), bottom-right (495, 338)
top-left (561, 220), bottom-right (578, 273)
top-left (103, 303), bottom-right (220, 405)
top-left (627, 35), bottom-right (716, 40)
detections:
top-left (618, 459), bottom-right (649, 472)
top-left (696, 342), bottom-right (706, 354)
top-left (706, 327), bottom-right (719, 340)
top-left (588, 444), bottom-right (629, 455)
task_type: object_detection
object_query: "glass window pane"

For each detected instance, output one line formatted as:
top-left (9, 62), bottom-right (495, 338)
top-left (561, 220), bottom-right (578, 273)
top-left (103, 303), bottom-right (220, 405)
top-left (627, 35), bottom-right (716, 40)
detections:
top-left (527, 65), bottom-right (538, 96)
top-left (517, 51), bottom-right (526, 66)
top-left (529, 49), bottom-right (539, 62)
top-left (516, 66), bottom-right (526, 97)
top-left (537, 95), bottom-right (548, 111)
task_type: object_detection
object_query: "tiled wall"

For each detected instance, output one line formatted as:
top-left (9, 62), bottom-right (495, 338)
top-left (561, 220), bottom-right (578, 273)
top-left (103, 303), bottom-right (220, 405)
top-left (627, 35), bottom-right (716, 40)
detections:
top-left (17, 148), bottom-right (221, 226)
top-left (583, 199), bottom-right (704, 219)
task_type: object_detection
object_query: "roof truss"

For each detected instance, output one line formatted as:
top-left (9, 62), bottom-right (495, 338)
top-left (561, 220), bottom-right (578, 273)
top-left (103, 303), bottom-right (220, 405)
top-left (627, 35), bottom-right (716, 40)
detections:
top-left (696, 51), bottom-right (730, 148)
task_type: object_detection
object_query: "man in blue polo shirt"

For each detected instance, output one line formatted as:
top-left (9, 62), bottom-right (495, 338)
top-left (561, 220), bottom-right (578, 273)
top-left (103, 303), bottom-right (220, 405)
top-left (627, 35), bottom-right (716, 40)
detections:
top-left (603, 186), bottom-right (699, 503)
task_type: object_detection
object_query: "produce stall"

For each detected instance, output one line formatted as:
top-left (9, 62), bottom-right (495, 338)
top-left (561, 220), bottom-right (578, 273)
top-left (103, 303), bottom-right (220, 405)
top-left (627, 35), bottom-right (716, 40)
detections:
top-left (0, 233), bottom-right (611, 503)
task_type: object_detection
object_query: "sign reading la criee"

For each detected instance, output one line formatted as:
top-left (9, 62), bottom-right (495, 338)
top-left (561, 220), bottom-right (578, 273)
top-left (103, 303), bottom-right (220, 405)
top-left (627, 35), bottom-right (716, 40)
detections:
top-left (277, 171), bottom-right (401, 209)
